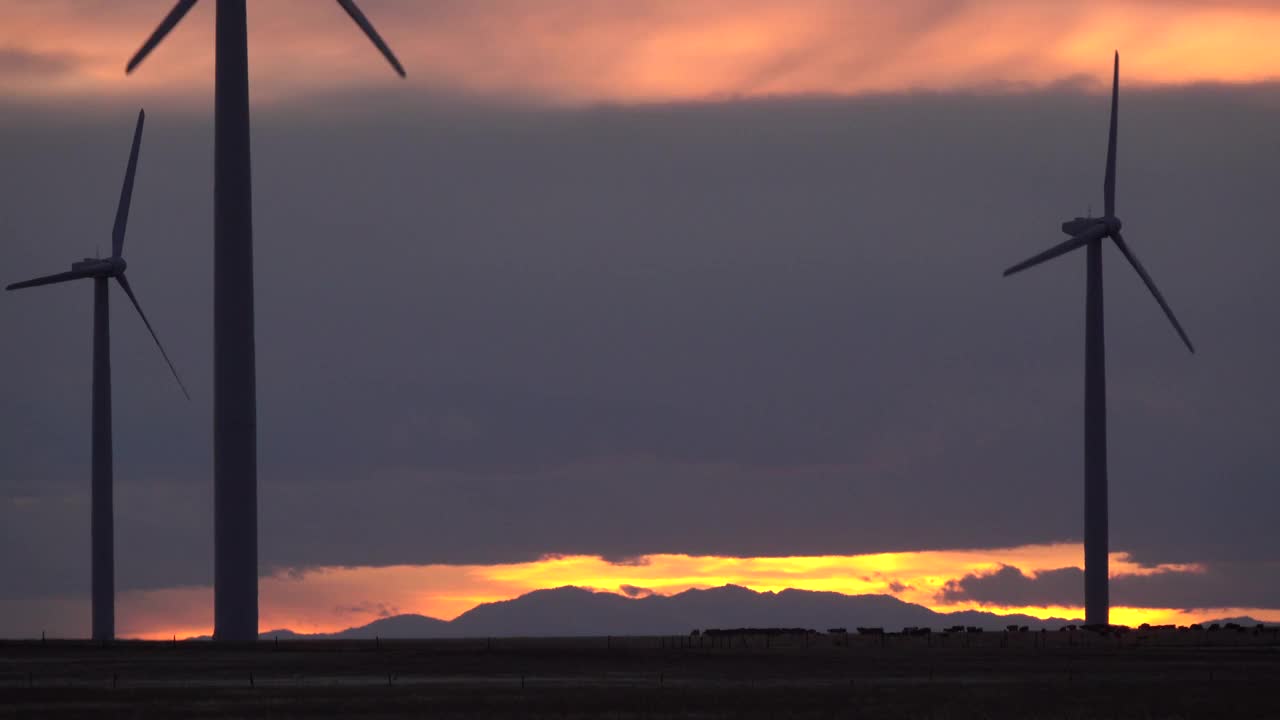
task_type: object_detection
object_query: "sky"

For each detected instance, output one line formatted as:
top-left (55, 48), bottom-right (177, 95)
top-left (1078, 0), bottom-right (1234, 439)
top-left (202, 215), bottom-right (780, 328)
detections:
top-left (1, 0), bottom-right (1279, 638)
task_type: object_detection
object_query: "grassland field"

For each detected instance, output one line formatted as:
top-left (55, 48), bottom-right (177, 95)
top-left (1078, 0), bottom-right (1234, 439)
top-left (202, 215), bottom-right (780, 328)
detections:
top-left (2, 629), bottom-right (1279, 718)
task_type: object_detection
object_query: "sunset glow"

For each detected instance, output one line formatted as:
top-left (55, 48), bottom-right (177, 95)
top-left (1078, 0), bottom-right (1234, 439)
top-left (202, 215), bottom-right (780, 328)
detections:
top-left (4, 1), bottom-right (1280, 105)
top-left (3, 0), bottom-right (1277, 646)
top-left (93, 544), bottom-right (1276, 640)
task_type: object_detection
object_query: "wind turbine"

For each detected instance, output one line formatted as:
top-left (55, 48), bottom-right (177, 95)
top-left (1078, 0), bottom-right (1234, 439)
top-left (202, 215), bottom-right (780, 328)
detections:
top-left (7, 110), bottom-right (188, 642)
top-left (1002, 53), bottom-right (1194, 627)
top-left (124, 0), bottom-right (405, 641)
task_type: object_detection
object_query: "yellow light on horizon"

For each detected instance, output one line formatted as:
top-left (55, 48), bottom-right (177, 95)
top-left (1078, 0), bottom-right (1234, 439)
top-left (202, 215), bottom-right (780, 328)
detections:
top-left (99, 544), bottom-right (1273, 640)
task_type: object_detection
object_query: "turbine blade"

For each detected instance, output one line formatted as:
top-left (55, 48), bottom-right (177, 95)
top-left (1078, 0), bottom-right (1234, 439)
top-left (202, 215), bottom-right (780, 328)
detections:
top-left (6, 269), bottom-right (95, 290)
top-left (126, 0), bottom-right (199, 74)
top-left (336, 0), bottom-right (407, 77)
top-left (112, 110), bottom-right (146, 258)
top-left (1112, 233), bottom-right (1195, 354)
top-left (1104, 51), bottom-right (1119, 217)
top-left (115, 274), bottom-right (191, 399)
top-left (1002, 226), bottom-right (1104, 277)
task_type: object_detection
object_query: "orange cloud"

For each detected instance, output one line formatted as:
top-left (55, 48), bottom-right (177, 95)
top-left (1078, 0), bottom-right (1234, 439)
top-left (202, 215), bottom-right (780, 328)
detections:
top-left (75, 543), bottom-right (1276, 640)
top-left (2, 1), bottom-right (1280, 105)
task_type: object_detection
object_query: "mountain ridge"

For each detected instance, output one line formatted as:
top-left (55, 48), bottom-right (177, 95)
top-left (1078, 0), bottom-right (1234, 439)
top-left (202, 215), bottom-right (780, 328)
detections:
top-left (258, 584), bottom-right (1093, 639)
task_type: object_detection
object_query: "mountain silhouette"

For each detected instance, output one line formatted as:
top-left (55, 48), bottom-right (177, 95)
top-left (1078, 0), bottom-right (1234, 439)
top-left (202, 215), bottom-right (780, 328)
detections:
top-left (258, 585), bottom-right (1088, 639)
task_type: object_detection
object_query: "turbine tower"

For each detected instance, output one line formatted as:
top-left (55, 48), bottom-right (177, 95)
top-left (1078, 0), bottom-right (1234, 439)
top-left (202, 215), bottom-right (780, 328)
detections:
top-left (125, 0), bottom-right (404, 641)
top-left (1002, 53), bottom-right (1194, 627)
top-left (7, 110), bottom-right (188, 642)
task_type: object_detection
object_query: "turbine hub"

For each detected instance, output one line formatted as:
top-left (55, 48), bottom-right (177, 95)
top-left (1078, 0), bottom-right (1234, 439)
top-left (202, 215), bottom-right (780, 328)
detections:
top-left (110, 257), bottom-right (128, 275)
top-left (1104, 216), bottom-right (1123, 235)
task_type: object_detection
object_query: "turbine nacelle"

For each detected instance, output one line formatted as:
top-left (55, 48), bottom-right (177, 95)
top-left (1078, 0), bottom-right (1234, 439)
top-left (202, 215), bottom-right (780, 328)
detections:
top-left (72, 257), bottom-right (127, 276)
top-left (1061, 217), bottom-right (1096, 237)
top-left (1060, 216), bottom-right (1122, 238)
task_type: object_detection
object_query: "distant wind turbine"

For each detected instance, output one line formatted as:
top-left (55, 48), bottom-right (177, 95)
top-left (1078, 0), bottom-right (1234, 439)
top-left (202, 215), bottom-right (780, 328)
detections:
top-left (124, 0), bottom-right (405, 641)
top-left (1002, 53), bottom-right (1194, 627)
top-left (7, 110), bottom-right (188, 642)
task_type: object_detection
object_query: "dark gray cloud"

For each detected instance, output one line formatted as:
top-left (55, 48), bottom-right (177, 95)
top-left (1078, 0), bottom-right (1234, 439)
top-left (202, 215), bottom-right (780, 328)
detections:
top-left (1111, 562), bottom-right (1280, 609)
top-left (619, 584), bottom-right (653, 598)
top-left (335, 601), bottom-right (400, 618)
top-left (0, 47), bottom-right (81, 79)
top-left (940, 565), bottom-right (1084, 607)
top-left (1, 82), bottom-right (1278, 613)
top-left (940, 561), bottom-right (1280, 610)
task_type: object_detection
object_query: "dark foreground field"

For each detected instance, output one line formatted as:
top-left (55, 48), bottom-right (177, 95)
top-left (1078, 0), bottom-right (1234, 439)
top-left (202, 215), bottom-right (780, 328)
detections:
top-left (2, 633), bottom-right (1279, 719)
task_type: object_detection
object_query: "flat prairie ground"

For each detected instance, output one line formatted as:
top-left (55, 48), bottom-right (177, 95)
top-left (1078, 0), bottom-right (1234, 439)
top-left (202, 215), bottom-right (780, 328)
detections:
top-left (2, 631), bottom-right (1278, 718)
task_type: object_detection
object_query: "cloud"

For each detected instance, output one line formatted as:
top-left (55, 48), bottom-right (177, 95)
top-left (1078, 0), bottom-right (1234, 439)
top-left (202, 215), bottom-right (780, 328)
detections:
top-left (1112, 563), bottom-right (1280, 610)
top-left (0, 47), bottom-right (81, 79)
top-left (4, 0), bottom-right (1280, 103)
top-left (335, 601), bottom-right (400, 618)
top-left (0, 80), bottom-right (1278, 625)
top-left (604, 556), bottom-right (655, 567)
top-left (940, 562), bottom-right (1280, 611)
top-left (939, 565), bottom-right (1084, 606)
top-left (619, 584), bottom-right (654, 598)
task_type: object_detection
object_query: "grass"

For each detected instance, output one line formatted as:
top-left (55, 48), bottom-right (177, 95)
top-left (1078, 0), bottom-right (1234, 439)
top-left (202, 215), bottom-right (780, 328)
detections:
top-left (2, 634), bottom-right (1278, 718)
